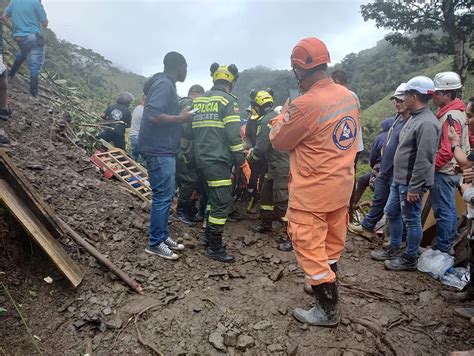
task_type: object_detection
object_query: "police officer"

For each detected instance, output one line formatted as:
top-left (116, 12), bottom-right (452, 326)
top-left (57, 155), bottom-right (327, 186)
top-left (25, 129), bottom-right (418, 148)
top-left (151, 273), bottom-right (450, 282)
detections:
top-left (189, 63), bottom-right (245, 263)
top-left (174, 84), bottom-right (205, 225)
top-left (247, 89), bottom-right (291, 251)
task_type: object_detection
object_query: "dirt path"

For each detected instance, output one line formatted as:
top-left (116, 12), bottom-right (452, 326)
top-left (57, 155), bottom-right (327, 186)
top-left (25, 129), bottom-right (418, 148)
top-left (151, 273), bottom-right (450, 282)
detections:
top-left (0, 83), bottom-right (472, 355)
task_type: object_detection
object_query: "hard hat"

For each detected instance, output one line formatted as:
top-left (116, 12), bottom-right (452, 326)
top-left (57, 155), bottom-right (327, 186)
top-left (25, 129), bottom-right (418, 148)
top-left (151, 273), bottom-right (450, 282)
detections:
top-left (390, 83), bottom-right (407, 100)
top-left (250, 89), bottom-right (274, 107)
top-left (433, 72), bottom-right (462, 91)
top-left (116, 92), bottom-right (134, 105)
top-left (291, 37), bottom-right (330, 70)
top-left (404, 76), bottom-right (435, 95)
top-left (210, 63), bottom-right (239, 83)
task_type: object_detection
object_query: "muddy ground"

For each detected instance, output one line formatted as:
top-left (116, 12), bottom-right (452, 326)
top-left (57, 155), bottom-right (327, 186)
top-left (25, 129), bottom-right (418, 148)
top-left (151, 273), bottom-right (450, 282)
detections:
top-left (0, 80), bottom-right (473, 355)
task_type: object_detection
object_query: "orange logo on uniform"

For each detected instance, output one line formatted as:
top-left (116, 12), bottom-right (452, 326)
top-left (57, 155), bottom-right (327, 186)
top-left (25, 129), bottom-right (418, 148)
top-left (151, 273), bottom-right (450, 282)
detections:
top-left (332, 116), bottom-right (357, 150)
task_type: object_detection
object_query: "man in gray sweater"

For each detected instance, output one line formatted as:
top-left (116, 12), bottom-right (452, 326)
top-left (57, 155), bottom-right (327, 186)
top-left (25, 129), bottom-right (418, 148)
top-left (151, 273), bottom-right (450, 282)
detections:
top-left (372, 76), bottom-right (441, 271)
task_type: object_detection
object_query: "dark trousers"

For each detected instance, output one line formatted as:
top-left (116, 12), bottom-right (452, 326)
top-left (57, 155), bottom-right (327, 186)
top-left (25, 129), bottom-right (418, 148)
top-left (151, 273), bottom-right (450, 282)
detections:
top-left (260, 173), bottom-right (288, 226)
top-left (176, 158), bottom-right (198, 206)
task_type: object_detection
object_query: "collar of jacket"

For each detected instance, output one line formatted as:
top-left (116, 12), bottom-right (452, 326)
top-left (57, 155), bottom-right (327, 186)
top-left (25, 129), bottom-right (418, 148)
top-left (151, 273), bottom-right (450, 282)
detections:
top-left (309, 77), bottom-right (334, 91)
top-left (211, 83), bottom-right (229, 93)
top-left (411, 106), bottom-right (430, 117)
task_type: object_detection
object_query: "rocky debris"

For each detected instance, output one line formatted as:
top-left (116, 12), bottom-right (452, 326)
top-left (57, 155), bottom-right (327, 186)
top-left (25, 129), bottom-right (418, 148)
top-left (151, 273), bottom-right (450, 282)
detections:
top-left (269, 266), bottom-right (285, 281)
top-left (252, 320), bottom-right (272, 331)
top-left (209, 330), bottom-right (226, 352)
top-left (236, 334), bottom-right (255, 350)
top-left (268, 343), bottom-right (283, 352)
top-left (223, 329), bottom-right (240, 347)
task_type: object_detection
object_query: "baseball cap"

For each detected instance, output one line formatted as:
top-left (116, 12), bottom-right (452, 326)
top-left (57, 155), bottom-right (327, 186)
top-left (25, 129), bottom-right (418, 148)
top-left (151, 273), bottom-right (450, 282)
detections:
top-left (390, 83), bottom-right (407, 100)
top-left (404, 76), bottom-right (435, 95)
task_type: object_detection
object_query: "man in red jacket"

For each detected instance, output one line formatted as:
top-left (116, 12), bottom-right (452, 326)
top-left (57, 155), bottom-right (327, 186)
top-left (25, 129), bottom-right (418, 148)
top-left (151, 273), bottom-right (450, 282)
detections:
top-left (431, 71), bottom-right (469, 253)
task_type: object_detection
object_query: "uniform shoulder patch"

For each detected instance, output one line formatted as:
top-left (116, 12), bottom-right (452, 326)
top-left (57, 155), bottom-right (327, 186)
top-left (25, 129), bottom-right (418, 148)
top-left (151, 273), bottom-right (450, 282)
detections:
top-left (333, 116), bottom-right (357, 150)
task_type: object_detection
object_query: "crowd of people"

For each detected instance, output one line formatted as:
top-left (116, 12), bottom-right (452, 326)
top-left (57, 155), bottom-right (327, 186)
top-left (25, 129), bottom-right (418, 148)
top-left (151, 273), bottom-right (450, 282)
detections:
top-left (0, 0), bottom-right (471, 328)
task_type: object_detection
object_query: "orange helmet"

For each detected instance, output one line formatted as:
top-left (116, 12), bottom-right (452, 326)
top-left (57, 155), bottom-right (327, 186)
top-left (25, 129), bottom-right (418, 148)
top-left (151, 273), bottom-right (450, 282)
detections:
top-left (291, 37), bottom-right (330, 70)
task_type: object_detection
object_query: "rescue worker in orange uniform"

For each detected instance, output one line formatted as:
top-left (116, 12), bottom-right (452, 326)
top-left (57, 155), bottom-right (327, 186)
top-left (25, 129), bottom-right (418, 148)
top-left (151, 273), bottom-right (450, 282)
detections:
top-left (270, 37), bottom-right (360, 326)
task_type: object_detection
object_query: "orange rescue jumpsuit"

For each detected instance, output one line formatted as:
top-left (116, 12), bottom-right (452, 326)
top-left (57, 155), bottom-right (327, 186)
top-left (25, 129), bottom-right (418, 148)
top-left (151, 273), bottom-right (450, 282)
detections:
top-left (270, 77), bottom-right (360, 286)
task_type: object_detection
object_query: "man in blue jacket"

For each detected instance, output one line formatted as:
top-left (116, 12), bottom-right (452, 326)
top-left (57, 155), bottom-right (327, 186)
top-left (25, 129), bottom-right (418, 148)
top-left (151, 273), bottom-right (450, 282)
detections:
top-left (3, 0), bottom-right (48, 98)
top-left (138, 51), bottom-right (193, 260)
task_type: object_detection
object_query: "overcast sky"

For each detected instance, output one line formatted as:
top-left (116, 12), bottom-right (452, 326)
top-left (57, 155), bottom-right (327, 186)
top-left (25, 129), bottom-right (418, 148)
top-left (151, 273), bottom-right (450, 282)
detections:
top-left (43, 0), bottom-right (387, 95)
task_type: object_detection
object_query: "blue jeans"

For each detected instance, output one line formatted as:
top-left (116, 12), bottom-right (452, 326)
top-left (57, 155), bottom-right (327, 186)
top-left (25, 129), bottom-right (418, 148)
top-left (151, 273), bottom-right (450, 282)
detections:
top-left (362, 173), bottom-right (392, 230)
top-left (384, 182), bottom-right (425, 257)
top-left (130, 134), bottom-right (139, 161)
top-left (430, 172), bottom-right (460, 252)
top-left (14, 34), bottom-right (45, 77)
top-left (144, 155), bottom-right (176, 247)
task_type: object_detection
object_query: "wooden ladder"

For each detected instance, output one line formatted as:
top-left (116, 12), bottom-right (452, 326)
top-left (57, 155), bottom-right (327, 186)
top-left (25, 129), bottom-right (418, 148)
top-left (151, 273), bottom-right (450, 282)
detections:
top-left (92, 149), bottom-right (151, 203)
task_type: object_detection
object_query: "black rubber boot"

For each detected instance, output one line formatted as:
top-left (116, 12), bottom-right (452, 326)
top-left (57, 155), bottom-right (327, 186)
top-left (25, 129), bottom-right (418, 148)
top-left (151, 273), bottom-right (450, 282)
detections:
top-left (252, 218), bottom-right (273, 233)
top-left (294, 282), bottom-right (340, 327)
top-left (205, 232), bottom-right (234, 263)
top-left (8, 58), bottom-right (22, 78)
top-left (174, 202), bottom-right (194, 226)
top-left (304, 263), bottom-right (337, 295)
top-left (30, 76), bottom-right (39, 97)
top-left (200, 225), bottom-right (209, 247)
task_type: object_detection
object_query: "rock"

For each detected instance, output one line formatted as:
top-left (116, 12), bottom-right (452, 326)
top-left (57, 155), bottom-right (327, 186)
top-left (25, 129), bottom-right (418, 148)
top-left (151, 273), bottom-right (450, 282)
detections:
top-left (269, 267), bottom-right (285, 281)
top-left (299, 323), bottom-right (308, 331)
top-left (73, 319), bottom-right (87, 329)
top-left (236, 334), bottom-right (254, 350)
top-left (256, 277), bottom-right (274, 288)
top-left (341, 318), bottom-right (350, 326)
top-left (278, 306), bottom-right (287, 315)
top-left (270, 256), bottom-right (281, 264)
top-left (243, 234), bottom-right (258, 246)
top-left (355, 334), bottom-right (363, 342)
top-left (228, 270), bottom-right (244, 279)
top-left (102, 307), bottom-right (112, 316)
top-left (219, 284), bottom-right (231, 291)
top-left (183, 240), bottom-right (197, 248)
top-left (182, 232), bottom-right (191, 240)
top-left (287, 264), bottom-right (298, 272)
top-left (67, 306), bottom-right (76, 313)
top-left (223, 330), bottom-right (240, 347)
top-left (268, 344), bottom-right (283, 352)
top-left (355, 324), bottom-right (365, 334)
top-left (209, 330), bottom-right (226, 351)
top-left (287, 343), bottom-right (299, 356)
top-left (105, 318), bottom-right (122, 329)
top-left (252, 320), bottom-right (272, 331)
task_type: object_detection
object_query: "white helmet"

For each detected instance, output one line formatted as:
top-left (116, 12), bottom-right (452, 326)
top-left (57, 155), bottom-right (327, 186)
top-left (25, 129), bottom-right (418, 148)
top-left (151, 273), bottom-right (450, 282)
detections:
top-left (390, 83), bottom-right (407, 100)
top-left (405, 76), bottom-right (435, 95)
top-left (433, 72), bottom-right (462, 91)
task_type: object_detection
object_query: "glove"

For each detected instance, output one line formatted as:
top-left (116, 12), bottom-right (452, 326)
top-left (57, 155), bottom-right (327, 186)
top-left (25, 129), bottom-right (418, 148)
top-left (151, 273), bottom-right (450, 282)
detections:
top-left (240, 161), bottom-right (251, 185)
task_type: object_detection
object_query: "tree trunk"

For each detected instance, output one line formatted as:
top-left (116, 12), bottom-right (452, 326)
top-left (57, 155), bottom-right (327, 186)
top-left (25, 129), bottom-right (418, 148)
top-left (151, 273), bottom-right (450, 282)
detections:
top-left (452, 35), bottom-right (471, 85)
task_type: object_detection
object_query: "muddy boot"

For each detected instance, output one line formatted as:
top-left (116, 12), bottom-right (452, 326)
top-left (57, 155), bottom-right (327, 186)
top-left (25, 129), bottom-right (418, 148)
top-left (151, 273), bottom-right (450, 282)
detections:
top-left (30, 76), bottom-right (39, 98)
top-left (304, 263), bottom-right (338, 295)
top-left (174, 202), bottom-right (194, 226)
top-left (278, 238), bottom-right (293, 251)
top-left (384, 254), bottom-right (418, 271)
top-left (294, 282), bottom-right (340, 327)
top-left (371, 246), bottom-right (403, 261)
top-left (200, 225), bottom-right (209, 247)
top-left (8, 59), bottom-right (22, 79)
top-left (252, 218), bottom-right (273, 233)
top-left (206, 232), bottom-right (234, 263)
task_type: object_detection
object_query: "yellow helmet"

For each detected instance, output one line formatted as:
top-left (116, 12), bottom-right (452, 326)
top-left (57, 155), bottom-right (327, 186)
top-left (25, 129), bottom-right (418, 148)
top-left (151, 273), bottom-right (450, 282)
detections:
top-left (250, 89), bottom-right (274, 107)
top-left (210, 63), bottom-right (239, 83)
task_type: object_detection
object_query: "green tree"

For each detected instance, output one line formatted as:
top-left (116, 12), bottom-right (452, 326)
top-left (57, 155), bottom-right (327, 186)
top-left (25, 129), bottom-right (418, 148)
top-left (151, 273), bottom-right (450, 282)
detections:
top-left (360, 0), bottom-right (472, 83)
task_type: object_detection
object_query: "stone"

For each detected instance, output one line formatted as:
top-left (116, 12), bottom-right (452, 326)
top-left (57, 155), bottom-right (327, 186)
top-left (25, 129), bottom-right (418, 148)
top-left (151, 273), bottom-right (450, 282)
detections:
top-left (419, 290), bottom-right (437, 304)
top-left (355, 334), bottom-right (363, 342)
top-left (252, 320), bottom-right (272, 331)
top-left (223, 330), bottom-right (240, 347)
top-left (209, 330), bottom-right (226, 351)
top-left (355, 324), bottom-right (365, 334)
top-left (106, 318), bottom-right (123, 329)
top-left (102, 307), bottom-right (112, 316)
top-left (268, 344), bottom-right (283, 352)
top-left (287, 343), bottom-right (299, 356)
top-left (278, 306), bottom-right (287, 315)
top-left (236, 334), bottom-right (254, 350)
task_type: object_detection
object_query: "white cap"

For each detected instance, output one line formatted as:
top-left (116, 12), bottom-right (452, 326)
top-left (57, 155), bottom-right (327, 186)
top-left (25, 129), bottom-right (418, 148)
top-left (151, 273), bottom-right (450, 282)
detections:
top-left (434, 72), bottom-right (462, 91)
top-left (390, 83), bottom-right (407, 100)
top-left (404, 76), bottom-right (435, 95)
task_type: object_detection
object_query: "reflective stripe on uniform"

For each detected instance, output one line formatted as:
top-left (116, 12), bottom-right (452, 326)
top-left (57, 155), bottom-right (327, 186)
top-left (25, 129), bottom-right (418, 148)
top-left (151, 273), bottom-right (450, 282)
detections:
top-left (206, 204), bottom-right (211, 212)
top-left (193, 95), bottom-right (229, 106)
top-left (261, 205), bottom-right (274, 211)
top-left (305, 272), bottom-right (330, 281)
top-left (208, 216), bottom-right (227, 225)
top-left (192, 120), bottom-right (224, 129)
top-left (280, 216), bottom-right (288, 222)
top-left (223, 115), bottom-right (240, 124)
top-left (207, 179), bottom-right (232, 187)
top-left (328, 259), bottom-right (337, 264)
top-left (229, 143), bottom-right (244, 152)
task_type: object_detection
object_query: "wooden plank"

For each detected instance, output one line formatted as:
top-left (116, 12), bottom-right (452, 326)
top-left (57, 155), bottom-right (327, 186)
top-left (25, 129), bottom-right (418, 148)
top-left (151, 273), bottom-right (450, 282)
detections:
top-left (0, 179), bottom-right (84, 287)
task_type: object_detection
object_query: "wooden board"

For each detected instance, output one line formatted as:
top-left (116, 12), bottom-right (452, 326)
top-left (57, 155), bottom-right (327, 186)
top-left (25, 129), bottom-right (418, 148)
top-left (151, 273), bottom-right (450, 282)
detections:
top-left (0, 150), bottom-right (84, 287)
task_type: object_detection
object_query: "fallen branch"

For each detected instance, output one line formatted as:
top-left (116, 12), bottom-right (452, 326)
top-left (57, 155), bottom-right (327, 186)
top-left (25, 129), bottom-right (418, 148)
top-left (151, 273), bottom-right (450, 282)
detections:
top-left (56, 218), bottom-right (143, 294)
top-left (134, 303), bottom-right (164, 356)
top-left (349, 317), bottom-right (399, 356)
